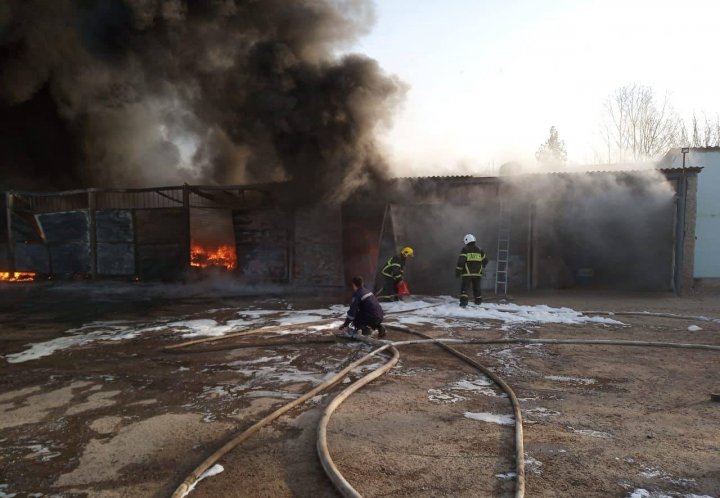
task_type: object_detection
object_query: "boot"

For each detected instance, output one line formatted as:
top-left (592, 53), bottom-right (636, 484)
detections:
top-left (460, 295), bottom-right (468, 308)
top-left (377, 324), bottom-right (387, 338)
top-left (474, 297), bottom-right (482, 305)
top-left (361, 326), bottom-right (372, 336)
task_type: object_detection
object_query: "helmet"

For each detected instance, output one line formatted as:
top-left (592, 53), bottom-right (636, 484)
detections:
top-left (401, 246), bottom-right (414, 257)
top-left (463, 234), bottom-right (476, 245)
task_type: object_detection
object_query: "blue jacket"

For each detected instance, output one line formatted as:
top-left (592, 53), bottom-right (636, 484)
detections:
top-left (347, 287), bottom-right (384, 324)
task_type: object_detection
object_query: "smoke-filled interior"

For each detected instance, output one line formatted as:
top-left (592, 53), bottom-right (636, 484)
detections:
top-left (345, 170), bottom-right (678, 294)
top-left (518, 172), bottom-right (676, 291)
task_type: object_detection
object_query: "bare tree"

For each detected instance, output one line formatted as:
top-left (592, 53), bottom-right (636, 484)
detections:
top-left (690, 112), bottom-right (720, 147)
top-left (602, 84), bottom-right (685, 162)
top-left (535, 126), bottom-right (567, 167)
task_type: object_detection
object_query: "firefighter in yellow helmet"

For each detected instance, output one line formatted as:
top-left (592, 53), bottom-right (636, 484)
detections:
top-left (376, 246), bottom-right (414, 301)
top-left (456, 234), bottom-right (488, 307)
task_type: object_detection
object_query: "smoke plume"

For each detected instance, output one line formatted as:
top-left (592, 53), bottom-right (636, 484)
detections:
top-left (0, 0), bottom-right (405, 200)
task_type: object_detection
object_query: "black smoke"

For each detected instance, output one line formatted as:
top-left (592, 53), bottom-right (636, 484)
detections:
top-left (0, 0), bottom-right (405, 200)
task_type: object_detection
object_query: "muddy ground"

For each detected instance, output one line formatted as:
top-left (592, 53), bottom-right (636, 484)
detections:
top-left (1, 283), bottom-right (719, 498)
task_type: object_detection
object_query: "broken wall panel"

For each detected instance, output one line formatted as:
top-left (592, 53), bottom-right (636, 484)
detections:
top-left (293, 207), bottom-right (343, 287)
top-left (41, 211), bottom-right (89, 244)
top-left (6, 209), bottom-right (49, 272)
top-left (10, 212), bottom-right (44, 243)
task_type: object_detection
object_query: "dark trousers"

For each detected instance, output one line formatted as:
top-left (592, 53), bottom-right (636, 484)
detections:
top-left (460, 276), bottom-right (482, 306)
top-left (353, 320), bottom-right (382, 330)
top-left (376, 276), bottom-right (399, 301)
top-left (352, 319), bottom-right (383, 335)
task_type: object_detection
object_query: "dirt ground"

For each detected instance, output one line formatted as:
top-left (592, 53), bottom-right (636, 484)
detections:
top-left (1, 283), bottom-right (719, 498)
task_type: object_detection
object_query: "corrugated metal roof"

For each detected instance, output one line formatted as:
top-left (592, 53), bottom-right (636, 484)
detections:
top-left (392, 167), bottom-right (701, 181)
top-left (665, 146), bottom-right (720, 153)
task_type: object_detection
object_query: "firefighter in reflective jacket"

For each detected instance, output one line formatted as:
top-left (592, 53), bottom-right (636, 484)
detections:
top-left (376, 246), bottom-right (414, 301)
top-left (456, 234), bottom-right (488, 307)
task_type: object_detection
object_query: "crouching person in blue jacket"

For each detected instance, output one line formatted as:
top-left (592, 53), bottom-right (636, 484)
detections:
top-left (339, 276), bottom-right (387, 338)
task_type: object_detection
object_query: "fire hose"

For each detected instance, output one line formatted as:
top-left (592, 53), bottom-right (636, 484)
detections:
top-left (315, 331), bottom-right (720, 498)
top-left (170, 342), bottom-right (398, 498)
top-left (166, 311), bottom-right (720, 498)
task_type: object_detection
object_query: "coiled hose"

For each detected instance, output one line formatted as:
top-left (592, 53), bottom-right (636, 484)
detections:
top-left (168, 309), bottom-right (720, 498)
top-left (170, 342), bottom-right (397, 498)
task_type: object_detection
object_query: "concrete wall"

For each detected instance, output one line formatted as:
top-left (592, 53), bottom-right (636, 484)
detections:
top-left (664, 149), bottom-right (720, 278)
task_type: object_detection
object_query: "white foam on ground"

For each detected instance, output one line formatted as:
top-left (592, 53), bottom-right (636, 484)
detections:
top-left (687, 325), bottom-right (703, 332)
top-left (24, 444), bottom-right (61, 461)
top-left (3, 297), bottom-right (624, 363)
top-left (4, 321), bottom-right (167, 363)
top-left (573, 429), bottom-right (612, 438)
top-left (244, 390), bottom-right (298, 399)
top-left (544, 375), bottom-right (596, 385)
top-left (629, 490), bottom-right (712, 498)
top-left (0, 484), bottom-right (16, 498)
top-left (389, 297), bottom-right (625, 329)
top-left (464, 412), bottom-right (515, 425)
top-left (450, 377), bottom-right (505, 397)
top-left (524, 455), bottom-right (543, 474)
top-left (523, 407), bottom-right (561, 417)
top-left (168, 319), bottom-right (236, 338)
top-left (495, 472), bottom-right (517, 481)
top-left (428, 389), bottom-right (467, 404)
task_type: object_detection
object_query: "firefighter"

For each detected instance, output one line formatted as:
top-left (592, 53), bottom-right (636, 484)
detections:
top-left (376, 246), bottom-right (414, 301)
top-left (456, 234), bottom-right (488, 307)
top-left (339, 276), bottom-right (386, 338)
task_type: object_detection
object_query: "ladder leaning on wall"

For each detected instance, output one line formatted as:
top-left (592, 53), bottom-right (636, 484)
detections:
top-left (494, 196), bottom-right (510, 296)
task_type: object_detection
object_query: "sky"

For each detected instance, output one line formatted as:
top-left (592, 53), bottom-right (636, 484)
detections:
top-left (348, 0), bottom-right (720, 175)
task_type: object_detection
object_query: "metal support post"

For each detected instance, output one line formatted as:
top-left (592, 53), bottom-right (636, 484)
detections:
top-left (5, 192), bottom-right (15, 274)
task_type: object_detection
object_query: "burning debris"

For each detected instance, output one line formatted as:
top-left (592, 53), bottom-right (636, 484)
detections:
top-left (190, 244), bottom-right (237, 271)
top-left (0, 271), bottom-right (35, 282)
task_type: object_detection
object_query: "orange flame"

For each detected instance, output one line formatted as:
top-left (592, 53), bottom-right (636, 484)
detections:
top-left (0, 272), bottom-right (36, 282)
top-left (190, 244), bottom-right (237, 271)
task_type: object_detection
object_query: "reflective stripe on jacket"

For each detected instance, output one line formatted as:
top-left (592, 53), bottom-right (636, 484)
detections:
top-left (347, 287), bottom-right (384, 324)
top-left (381, 254), bottom-right (405, 281)
top-left (456, 242), bottom-right (488, 277)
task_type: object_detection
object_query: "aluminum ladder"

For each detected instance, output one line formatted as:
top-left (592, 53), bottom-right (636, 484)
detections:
top-left (494, 197), bottom-right (510, 296)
